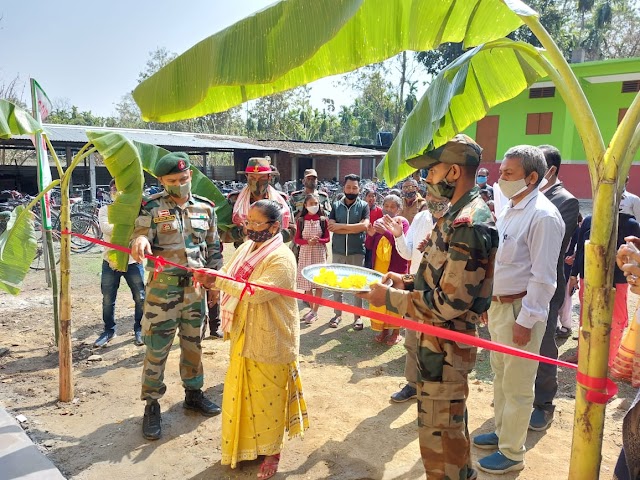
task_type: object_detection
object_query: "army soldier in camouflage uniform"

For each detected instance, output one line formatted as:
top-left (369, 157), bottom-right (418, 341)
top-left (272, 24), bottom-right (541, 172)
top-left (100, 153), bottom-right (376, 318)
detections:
top-left (360, 135), bottom-right (498, 480)
top-left (131, 152), bottom-right (223, 441)
top-left (289, 168), bottom-right (331, 219)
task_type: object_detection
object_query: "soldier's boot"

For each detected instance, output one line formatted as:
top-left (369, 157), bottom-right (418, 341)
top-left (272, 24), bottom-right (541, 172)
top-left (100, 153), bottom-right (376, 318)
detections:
top-left (183, 389), bottom-right (221, 417)
top-left (142, 400), bottom-right (162, 440)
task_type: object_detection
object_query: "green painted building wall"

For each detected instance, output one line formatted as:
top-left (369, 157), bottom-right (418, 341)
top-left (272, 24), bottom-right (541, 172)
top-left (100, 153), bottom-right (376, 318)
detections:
top-left (464, 57), bottom-right (640, 163)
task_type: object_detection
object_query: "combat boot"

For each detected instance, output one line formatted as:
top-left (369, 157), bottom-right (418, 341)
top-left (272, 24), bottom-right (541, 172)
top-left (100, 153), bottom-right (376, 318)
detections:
top-left (184, 389), bottom-right (221, 416)
top-left (142, 400), bottom-right (161, 440)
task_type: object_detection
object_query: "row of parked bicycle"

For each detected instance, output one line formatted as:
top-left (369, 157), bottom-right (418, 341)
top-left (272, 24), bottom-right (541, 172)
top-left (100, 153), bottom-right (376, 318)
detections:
top-left (0, 189), bottom-right (105, 271)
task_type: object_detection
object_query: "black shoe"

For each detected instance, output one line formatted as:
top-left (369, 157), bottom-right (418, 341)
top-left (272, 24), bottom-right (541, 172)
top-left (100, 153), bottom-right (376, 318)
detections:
top-left (467, 467), bottom-right (478, 480)
top-left (208, 330), bottom-right (223, 339)
top-left (390, 384), bottom-right (417, 403)
top-left (94, 331), bottom-right (116, 348)
top-left (134, 331), bottom-right (144, 346)
top-left (142, 400), bottom-right (161, 440)
top-left (183, 389), bottom-right (221, 416)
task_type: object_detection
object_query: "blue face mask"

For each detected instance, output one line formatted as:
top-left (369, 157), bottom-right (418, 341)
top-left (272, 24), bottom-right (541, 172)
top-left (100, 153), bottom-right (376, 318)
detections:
top-left (476, 175), bottom-right (487, 185)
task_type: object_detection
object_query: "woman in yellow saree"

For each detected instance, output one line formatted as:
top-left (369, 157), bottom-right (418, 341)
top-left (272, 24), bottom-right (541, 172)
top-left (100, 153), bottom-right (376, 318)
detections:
top-left (195, 200), bottom-right (309, 479)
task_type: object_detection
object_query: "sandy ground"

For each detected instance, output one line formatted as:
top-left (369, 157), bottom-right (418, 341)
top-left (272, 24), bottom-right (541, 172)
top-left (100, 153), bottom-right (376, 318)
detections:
top-left (0, 247), bottom-right (635, 480)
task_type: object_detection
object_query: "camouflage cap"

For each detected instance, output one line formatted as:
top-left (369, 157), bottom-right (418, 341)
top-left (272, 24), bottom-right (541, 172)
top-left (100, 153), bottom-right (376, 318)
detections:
top-left (407, 134), bottom-right (482, 170)
top-left (154, 152), bottom-right (191, 177)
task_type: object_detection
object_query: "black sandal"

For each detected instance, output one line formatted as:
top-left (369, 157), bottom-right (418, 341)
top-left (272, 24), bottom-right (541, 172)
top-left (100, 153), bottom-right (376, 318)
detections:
top-left (329, 315), bottom-right (342, 328)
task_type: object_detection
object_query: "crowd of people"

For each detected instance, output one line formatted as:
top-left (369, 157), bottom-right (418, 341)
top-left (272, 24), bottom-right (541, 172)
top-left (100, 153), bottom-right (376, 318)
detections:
top-left (93, 139), bottom-right (640, 479)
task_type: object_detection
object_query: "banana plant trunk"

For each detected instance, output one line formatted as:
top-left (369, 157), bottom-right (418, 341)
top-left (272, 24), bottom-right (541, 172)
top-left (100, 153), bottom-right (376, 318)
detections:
top-left (58, 175), bottom-right (73, 402)
top-left (569, 182), bottom-right (617, 478)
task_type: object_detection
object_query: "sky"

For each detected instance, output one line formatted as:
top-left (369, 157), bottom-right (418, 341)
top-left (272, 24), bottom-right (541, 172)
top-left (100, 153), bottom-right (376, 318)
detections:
top-left (0, 0), bottom-right (358, 118)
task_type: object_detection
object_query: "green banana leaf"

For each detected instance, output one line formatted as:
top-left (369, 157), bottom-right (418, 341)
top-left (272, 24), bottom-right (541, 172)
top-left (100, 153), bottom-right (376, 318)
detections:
top-left (130, 141), bottom-right (233, 232)
top-left (378, 39), bottom-right (547, 183)
top-left (88, 132), bottom-right (232, 271)
top-left (0, 206), bottom-right (38, 295)
top-left (87, 131), bottom-right (145, 272)
top-left (0, 99), bottom-right (42, 138)
top-left (133, 0), bottom-right (536, 122)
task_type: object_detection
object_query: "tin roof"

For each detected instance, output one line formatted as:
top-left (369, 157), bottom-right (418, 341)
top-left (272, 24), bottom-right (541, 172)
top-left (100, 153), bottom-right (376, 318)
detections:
top-left (1, 124), bottom-right (385, 157)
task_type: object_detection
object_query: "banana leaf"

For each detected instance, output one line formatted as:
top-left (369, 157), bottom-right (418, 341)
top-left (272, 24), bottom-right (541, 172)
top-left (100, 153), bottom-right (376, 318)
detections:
top-left (88, 132), bottom-right (232, 271)
top-left (0, 99), bottom-right (42, 138)
top-left (0, 206), bottom-right (38, 295)
top-left (133, 0), bottom-right (536, 122)
top-left (378, 38), bottom-right (547, 183)
top-left (87, 131), bottom-right (145, 272)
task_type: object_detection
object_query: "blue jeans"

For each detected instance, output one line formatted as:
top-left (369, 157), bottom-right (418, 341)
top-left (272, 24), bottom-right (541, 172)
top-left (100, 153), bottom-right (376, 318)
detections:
top-left (101, 260), bottom-right (145, 334)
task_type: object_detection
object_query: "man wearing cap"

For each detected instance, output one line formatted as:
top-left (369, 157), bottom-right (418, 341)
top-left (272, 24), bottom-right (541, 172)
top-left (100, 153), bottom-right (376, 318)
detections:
top-left (130, 152), bottom-right (223, 441)
top-left (289, 168), bottom-right (331, 219)
top-left (360, 134), bottom-right (498, 480)
top-left (476, 167), bottom-right (494, 200)
top-left (224, 157), bottom-right (294, 244)
top-left (473, 145), bottom-right (564, 474)
top-left (401, 178), bottom-right (427, 224)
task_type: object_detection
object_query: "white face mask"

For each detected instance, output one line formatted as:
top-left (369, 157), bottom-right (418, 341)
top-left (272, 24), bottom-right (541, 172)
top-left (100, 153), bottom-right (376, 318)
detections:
top-left (498, 178), bottom-right (529, 199)
top-left (307, 205), bottom-right (319, 214)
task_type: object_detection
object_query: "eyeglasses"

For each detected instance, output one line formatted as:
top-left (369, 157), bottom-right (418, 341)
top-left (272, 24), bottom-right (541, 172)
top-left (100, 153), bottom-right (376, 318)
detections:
top-left (243, 220), bottom-right (274, 229)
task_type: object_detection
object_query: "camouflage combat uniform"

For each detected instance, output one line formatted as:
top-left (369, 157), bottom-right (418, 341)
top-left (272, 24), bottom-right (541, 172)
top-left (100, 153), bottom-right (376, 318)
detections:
top-left (386, 187), bottom-right (498, 479)
top-left (289, 189), bottom-right (332, 219)
top-left (133, 191), bottom-right (223, 401)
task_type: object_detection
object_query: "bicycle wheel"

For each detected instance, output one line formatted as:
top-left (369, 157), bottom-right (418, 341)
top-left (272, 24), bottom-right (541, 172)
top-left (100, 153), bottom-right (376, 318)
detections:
top-left (69, 213), bottom-right (100, 253)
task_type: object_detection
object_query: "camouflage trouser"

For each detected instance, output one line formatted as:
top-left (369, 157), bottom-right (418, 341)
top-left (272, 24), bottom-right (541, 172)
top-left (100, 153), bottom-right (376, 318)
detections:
top-left (416, 329), bottom-right (477, 479)
top-left (140, 278), bottom-right (205, 401)
top-left (403, 327), bottom-right (419, 388)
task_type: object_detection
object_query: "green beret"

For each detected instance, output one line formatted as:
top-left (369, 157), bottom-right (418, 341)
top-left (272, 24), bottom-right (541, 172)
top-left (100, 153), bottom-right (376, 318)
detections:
top-left (407, 134), bottom-right (483, 170)
top-left (154, 152), bottom-right (191, 177)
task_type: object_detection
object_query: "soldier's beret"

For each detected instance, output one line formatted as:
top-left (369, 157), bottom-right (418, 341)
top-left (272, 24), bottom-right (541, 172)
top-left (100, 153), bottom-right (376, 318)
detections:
top-left (407, 134), bottom-right (483, 170)
top-left (154, 152), bottom-right (191, 177)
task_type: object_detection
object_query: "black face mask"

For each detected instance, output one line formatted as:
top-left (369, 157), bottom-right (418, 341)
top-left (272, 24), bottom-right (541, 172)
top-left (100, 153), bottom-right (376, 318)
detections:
top-left (305, 179), bottom-right (318, 190)
top-left (246, 228), bottom-right (275, 243)
top-left (403, 190), bottom-right (417, 199)
top-left (344, 193), bottom-right (358, 201)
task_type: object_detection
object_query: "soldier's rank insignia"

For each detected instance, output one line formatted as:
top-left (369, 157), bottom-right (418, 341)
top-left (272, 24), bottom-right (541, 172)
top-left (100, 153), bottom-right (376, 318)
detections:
top-left (154, 215), bottom-right (177, 223)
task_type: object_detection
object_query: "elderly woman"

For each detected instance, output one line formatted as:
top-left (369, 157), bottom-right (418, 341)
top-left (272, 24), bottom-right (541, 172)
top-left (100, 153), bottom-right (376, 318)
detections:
top-left (194, 200), bottom-right (309, 480)
top-left (366, 194), bottom-right (410, 345)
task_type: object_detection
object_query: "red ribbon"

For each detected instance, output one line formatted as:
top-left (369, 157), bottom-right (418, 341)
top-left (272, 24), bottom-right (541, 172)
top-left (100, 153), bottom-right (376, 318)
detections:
top-left (61, 229), bottom-right (618, 403)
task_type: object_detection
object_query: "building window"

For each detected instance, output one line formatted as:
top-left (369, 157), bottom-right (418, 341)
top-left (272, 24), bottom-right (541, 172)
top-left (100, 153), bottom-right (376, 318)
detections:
top-left (619, 108), bottom-right (628, 125)
top-left (526, 112), bottom-right (553, 135)
top-left (529, 87), bottom-right (556, 98)
top-left (622, 81), bottom-right (640, 93)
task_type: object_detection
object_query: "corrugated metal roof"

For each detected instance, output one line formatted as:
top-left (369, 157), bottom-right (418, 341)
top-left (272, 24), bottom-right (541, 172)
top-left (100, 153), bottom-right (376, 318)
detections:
top-left (2, 124), bottom-right (385, 157)
top-left (236, 138), bottom-right (386, 157)
top-left (9, 124), bottom-right (272, 152)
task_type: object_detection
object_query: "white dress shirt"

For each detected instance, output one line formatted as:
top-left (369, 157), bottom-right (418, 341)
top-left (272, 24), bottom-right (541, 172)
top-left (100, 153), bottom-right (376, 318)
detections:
top-left (620, 190), bottom-right (640, 220)
top-left (98, 204), bottom-right (136, 264)
top-left (493, 188), bottom-right (565, 328)
top-left (394, 209), bottom-right (434, 274)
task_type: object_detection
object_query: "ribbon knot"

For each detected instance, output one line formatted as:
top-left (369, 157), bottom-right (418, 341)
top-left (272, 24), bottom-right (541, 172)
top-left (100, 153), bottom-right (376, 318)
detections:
top-left (576, 371), bottom-right (618, 404)
top-left (151, 255), bottom-right (167, 280)
top-left (239, 280), bottom-right (255, 300)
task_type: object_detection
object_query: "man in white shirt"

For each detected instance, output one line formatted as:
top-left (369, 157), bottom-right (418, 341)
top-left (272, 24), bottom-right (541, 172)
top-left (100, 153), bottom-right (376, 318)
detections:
top-left (384, 208), bottom-right (434, 402)
top-left (94, 180), bottom-right (146, 347)
top-left (474, 146), bottom-right (564, 475)
top-left (619, 176), bottom-right (640, 220)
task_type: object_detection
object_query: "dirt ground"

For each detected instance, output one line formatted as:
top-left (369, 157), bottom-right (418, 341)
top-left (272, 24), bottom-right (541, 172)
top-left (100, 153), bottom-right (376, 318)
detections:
top-left (0, 246), bottom-right (636, 480)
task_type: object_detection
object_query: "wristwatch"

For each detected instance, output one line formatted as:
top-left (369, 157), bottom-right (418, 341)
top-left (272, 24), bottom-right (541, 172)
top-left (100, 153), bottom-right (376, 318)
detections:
top-left (402, 274), bottom-right (415, 291)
